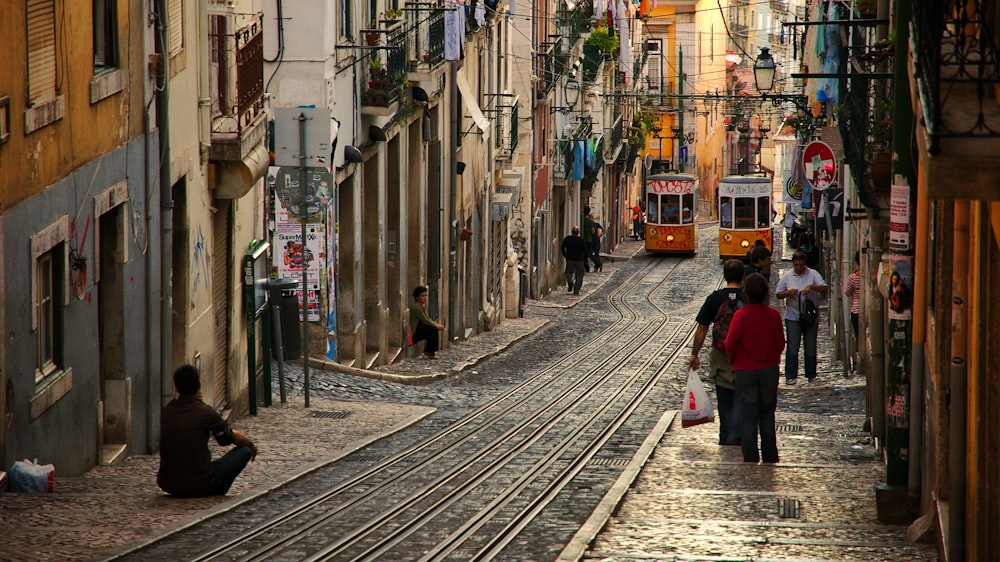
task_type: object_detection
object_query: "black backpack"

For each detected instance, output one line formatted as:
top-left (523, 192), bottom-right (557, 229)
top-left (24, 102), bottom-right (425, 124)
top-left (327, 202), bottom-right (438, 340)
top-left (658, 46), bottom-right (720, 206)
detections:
top-left (711, 290), bottom-right (744, 350)
top-left (799, 294), bottom-right (818, 327)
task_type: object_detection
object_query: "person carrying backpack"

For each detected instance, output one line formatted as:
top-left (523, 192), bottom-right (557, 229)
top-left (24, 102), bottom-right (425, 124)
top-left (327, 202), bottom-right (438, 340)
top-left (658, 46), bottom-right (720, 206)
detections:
top-left (775, 250), bottom-right (828, 385)
top-left (688, 259), bottom-right (746, 446)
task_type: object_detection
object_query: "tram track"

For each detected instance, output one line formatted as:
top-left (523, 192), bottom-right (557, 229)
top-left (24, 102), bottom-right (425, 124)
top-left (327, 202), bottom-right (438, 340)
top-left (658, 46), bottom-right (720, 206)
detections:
top-left (123, 248), bottom-right (722, 562)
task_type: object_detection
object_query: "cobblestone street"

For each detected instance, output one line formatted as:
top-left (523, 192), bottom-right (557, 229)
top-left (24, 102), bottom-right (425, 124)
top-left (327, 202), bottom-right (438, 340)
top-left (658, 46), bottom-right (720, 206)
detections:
top-left (0, 230), bottom-right (936, 561)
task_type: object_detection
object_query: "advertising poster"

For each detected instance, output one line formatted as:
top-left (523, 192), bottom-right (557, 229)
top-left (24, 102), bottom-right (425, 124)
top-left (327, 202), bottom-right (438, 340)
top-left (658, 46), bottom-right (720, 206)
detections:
top-left (273, 192), bottom-right (324, 321)
top-left (889, 181), bottom-right (910, 251)
top-left (884, 255), bottom-right (913, 321)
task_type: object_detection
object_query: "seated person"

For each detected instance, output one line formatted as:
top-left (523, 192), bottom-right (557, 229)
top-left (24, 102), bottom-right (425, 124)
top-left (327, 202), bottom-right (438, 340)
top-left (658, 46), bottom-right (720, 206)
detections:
top-left (157, 365), bottom-right (258, 497)
top-left (661, 202), bottom-right (680, 223)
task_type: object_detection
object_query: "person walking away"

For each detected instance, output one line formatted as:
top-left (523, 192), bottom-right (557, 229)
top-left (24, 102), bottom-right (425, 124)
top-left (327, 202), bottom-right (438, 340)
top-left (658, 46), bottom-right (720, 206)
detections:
top-left (775, 251), bottom-right (828, 385)
top-left (560, 226), bottom-right (588, 295)
top-left (632, 204), bottom-right (645, 240)
top-left (844, 250), bottom-right (862, 375)
top-left (688, 259), bottom-right (746, 446)
top-left (725, 272), bottom-right (785, 463)
top-left (582, 207), bottom-right (595, 272)
top-left (158, 365), bottom-right (258, 497)
top-left (589, 216), bottom-right (604, 272)
top-left (409, 286), bottom-right (445, 359)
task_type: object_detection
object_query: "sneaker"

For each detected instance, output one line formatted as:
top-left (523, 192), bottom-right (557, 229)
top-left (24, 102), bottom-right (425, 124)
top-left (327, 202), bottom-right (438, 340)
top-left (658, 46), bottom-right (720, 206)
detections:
top-left (568, 286), bottom-right (574, 293)
top-left (785, 378), bottom-right (797, 386)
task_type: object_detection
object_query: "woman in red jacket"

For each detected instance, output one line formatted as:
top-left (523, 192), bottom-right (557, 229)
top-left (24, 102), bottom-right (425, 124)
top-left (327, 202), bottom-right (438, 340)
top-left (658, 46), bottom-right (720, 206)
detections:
top-left (725, 272), bottom-right (785, 463)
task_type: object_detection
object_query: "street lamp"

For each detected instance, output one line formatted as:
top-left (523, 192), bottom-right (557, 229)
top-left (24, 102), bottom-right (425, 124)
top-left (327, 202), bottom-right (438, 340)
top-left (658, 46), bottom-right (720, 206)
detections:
top-left (752, 47), bottom-right (810, 114)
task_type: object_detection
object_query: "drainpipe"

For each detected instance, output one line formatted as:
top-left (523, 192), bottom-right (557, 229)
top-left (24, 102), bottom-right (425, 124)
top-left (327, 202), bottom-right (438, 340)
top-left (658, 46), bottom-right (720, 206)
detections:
top-left (449, 61), bottom-right (459, 342)
top-left (867, 218), bottom-right (886, 443)
top-left (154, 0), bottom-right (174, 416)
top-left (908, 167), bottom-right (928, 498)
top-left (948, 201), bottom-right (969, 562)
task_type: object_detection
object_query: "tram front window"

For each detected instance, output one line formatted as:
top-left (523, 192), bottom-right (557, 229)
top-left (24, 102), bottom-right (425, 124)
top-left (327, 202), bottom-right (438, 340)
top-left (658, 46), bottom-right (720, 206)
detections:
top-left (720, 197), bottom-right (733, 228)
top-left (734, 197), bottom-right (756, 229)
top-left (757, 196), bottom-right (770, 227)
top-left (660, 195), bottom-right (680, 224)
top-left (646, 194), bottom-right (659, 223)
top-left (682, 194), bottom-right (695, 224)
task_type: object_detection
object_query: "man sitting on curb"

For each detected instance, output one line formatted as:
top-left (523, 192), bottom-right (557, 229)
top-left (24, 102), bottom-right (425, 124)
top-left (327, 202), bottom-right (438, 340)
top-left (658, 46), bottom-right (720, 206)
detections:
top-left (157, 365), bottom-right (258, 497)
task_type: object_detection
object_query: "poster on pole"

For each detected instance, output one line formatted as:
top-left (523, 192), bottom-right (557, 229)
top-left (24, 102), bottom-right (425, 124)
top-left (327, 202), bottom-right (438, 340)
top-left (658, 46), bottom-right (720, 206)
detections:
top-left (889, 181), bottom-right (910, 252)
top-left (272, 187), bottom-right (324, 322)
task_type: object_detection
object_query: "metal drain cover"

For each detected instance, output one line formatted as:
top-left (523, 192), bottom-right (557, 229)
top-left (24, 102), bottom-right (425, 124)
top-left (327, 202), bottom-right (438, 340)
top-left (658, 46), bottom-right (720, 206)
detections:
top-left (307, 410), bottom-right (352, 419)
top-left (778, 497), bottom-right (801, 518)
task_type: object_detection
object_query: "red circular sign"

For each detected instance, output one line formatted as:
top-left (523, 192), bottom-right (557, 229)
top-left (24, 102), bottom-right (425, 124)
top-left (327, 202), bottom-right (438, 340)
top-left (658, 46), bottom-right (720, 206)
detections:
top-left (802, 141), bottom-right (837, 191)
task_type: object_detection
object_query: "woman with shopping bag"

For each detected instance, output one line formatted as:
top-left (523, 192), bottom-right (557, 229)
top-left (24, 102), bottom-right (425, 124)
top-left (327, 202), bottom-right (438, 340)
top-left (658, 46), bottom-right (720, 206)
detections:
top-left (725, 272), bottom-right (785, 463)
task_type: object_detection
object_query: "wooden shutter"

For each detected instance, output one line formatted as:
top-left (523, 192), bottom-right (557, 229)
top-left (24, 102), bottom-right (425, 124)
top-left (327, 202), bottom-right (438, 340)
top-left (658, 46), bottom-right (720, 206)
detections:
top-left (167, 0), bottom-right (183, 55)
top-left (212, 201), bottom-right (231, 409)
top-left (26, 0), bottom-right (56, 103)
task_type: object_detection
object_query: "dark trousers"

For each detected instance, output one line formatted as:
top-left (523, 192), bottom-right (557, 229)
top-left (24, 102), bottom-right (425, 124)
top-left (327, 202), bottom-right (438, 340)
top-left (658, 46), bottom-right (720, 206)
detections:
top-left (208, 446), bottom-right (253, 496)
top-left (716, 384), bottom-right (741, 445)
top-left (565, 260), bottom-right (585, 293)
top-left (589, 240), bottom-right (602, 268)
top-left (412, 322), bottom-right (439, 353)
top-left (734, 366), bottom-right (780, 463)
top-left (784, 319), bottom-right (818, 381)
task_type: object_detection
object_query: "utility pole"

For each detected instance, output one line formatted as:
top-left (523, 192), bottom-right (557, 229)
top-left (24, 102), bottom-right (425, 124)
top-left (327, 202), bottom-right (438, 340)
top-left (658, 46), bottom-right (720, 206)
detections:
top-left (677, 46), bottom-right (685, 173)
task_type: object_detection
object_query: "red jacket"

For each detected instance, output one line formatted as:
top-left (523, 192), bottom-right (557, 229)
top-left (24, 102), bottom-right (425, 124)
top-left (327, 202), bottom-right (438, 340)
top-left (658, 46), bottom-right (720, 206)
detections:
top-left (725, 303), bottom-right (785, 371)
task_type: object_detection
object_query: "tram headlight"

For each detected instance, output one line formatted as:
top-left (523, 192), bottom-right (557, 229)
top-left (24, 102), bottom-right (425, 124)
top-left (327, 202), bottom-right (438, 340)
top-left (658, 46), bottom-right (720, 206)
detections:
top-left (740, 239), bottom-right (750, 249)
top-left (666, 234), bottom-right (675, 242)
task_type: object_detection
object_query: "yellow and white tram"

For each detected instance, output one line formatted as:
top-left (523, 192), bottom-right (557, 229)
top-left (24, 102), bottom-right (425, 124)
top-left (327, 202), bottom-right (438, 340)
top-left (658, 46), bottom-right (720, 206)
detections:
top-left (718, 175), bottom-right (773, 259)
top-left (644, 173), bottom-right (699, 255)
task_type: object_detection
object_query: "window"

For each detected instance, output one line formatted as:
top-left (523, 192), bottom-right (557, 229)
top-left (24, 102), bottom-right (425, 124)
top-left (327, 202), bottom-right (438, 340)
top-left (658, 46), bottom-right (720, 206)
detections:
top-left (27, 0), bottom-right (57, 105)
top-left (93, 0), bottom-right (119, 69)
top-left (31, 216), bottom-right (69, 385)
top-left (167, 0), bottom-right (183, 56)
top-left (340, 0), bottom-right (354, 41)
top-left (646, 40), bottom-right (661, 91)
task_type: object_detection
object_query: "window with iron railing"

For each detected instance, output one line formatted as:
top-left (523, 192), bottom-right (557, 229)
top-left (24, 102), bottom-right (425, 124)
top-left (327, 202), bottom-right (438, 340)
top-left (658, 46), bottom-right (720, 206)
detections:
top-left (209, 12), bottom-right (264, 135)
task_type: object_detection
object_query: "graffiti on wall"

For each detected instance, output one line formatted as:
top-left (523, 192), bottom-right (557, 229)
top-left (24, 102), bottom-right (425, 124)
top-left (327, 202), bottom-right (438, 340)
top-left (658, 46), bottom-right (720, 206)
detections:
top-left (192, 225), bottom-right (210, 299)
top-left (510, 213), bottom-right (529, 270)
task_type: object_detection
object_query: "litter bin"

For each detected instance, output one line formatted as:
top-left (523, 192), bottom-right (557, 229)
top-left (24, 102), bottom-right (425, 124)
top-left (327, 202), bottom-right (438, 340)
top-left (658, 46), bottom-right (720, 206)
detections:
top-left (268, 278), bottom-right (301, 360)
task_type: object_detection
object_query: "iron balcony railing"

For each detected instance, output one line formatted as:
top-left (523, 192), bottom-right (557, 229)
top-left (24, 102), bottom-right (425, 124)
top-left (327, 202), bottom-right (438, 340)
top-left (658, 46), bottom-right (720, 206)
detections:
top-left (487, 93), bottom-right (519, 160)
top-left (363, 20), bottom-right (407, 107)
top-left (208, 12), bottom-right (264, 135)
top-left (911, 0), bottom-right (1000, 154)
top-left (406, 1), bottom-right (445, 70)
top-left (770, 0), bottom-right (788, 12)
top-left (582, 42), bottom-right (603, 83)
top-left (607, 113), bottom-right (623, 160)
top-left (536, 39), bottom-right (564, 99)
top-left (557, 0), bottom-right (593, 47)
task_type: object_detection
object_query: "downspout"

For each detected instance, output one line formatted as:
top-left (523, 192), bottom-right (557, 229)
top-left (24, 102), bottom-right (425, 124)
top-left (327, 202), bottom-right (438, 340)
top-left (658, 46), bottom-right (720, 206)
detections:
top-left (909, 168), bottom-right (928, 498)
top-left (868, 219), bottom-right (887, 443)
top-left (948, 201), bottom-right (968, 562)
top-left (154, 0), bottom-right (174, 414)
top-left (449, 62), bottom-right (459, 342)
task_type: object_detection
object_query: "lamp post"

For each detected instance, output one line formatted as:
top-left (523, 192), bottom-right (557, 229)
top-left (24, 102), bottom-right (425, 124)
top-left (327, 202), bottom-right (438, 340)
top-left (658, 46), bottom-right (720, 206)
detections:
top-left (753, 48), bottom-right (811, 116)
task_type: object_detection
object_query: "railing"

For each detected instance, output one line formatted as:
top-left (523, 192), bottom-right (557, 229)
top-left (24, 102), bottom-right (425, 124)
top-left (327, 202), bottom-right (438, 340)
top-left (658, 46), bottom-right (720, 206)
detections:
top-left (912, 0), bottom-right (1000, 152)
top-left (769, 0), bottom-right (788, 12)
top-left (487, 93), bottom-right (519, 159)
top-left (588, 133), bottom-right (604, 179)
top-left (209, 12), bottom-right (264, 135)
top-left (607, 114), bottom-right (623, 160)
top-left (406, 1), bottom-right (445, 70)
top-left (582, 42), bottom-right (603, 83)
top-left (363, 20), bottom-right (407, 107)
top-left (557, 0), bottom-right (592, 47)
top-left (536, 39), bottom-right (563, 98)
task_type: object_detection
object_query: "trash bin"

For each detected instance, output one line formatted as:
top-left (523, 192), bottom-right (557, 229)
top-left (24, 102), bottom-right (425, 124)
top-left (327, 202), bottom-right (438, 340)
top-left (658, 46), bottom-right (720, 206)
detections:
top-left (268, 278), bottom-right (301, 360)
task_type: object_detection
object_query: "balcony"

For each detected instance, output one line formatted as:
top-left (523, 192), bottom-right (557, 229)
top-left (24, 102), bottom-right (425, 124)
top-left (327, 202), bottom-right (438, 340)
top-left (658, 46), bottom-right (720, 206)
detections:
top-left (406, 1), bottom-right (445, 71)
top-left (581, 43), bottom-right (604, 84)
top-left (911, 0), bottom-right (1000, 198)
top-left (536, 39), bottom-right (565, 99)
top-left (208, 12), bottom-right (267, 198)
top-left (607, 114), bottom-right (624, 161)
top-left (487, 94), bottom-right (519, 160)
top-left (769, 0), bottom-right (788, 12)
top-left (363, 20), bottom-right (407, 111)
top-left (557, 0), bottom-right (593, 48)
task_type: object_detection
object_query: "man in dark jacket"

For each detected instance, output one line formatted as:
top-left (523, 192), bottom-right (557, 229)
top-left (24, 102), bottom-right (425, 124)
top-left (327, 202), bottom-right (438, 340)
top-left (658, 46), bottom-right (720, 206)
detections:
top-left (561, 225), bottom-right (588, 295)
top-left (158, 365), bottom-right (257, 497)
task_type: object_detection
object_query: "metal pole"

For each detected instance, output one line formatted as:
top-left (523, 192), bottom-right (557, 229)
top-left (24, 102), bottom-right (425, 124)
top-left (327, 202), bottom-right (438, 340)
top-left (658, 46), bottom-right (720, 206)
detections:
top-left (449, 62), bottom-right (459, 341)
top-left (677, 46), bottom-right (684, 173)
top-left (297, 112), bottom-right (310, 408)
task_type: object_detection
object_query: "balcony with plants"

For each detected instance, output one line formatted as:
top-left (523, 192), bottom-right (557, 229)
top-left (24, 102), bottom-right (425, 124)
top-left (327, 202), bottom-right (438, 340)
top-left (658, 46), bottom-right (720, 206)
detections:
top-left (582, 24), bottom-right (617, 84)
top-left (404, 1), bottom-right (445, 71)
top-left (363, 16), bottom-right (407, 109)
top-left (557, 0), bottom-right (593, 48)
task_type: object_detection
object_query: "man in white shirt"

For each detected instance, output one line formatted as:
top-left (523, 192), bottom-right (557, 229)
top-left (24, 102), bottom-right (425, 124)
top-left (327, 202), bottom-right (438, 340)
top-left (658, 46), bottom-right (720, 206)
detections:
top-left (775, 251), bottom-right (828, 385)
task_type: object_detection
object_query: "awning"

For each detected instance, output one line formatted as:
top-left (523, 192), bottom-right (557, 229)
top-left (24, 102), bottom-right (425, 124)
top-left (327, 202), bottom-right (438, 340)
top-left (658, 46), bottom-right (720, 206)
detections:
top-left (456, 72), bottom-right (491, 141)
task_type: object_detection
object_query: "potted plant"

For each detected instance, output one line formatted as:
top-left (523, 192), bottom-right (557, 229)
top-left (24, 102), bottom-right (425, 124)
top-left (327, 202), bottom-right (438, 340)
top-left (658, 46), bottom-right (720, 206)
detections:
top-left (586, 23), bottom-right (619, 60)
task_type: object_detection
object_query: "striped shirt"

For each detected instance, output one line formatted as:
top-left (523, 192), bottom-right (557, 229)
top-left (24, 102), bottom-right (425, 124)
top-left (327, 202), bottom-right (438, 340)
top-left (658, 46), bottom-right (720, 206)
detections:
top-left (845, 270), bottom-right (861, 314)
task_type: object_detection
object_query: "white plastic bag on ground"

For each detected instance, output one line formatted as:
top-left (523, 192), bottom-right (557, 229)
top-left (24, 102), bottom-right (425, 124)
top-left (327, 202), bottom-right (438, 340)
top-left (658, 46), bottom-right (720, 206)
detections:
top-left (681, 370), bottom-right (715, 428)
top-left (9, 458), bottom-right (55, 493)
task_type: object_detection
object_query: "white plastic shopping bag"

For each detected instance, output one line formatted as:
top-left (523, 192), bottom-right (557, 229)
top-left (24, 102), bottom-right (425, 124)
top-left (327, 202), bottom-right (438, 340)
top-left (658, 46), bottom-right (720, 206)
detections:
top-left (9, 458), bottom-right (55, 493)
top-left (681, 370), bottom-right (715, 428)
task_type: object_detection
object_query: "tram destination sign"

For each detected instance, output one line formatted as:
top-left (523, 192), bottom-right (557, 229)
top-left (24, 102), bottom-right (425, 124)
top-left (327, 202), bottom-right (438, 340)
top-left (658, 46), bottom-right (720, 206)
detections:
top-left (646, 177), bottom-right (696, 194)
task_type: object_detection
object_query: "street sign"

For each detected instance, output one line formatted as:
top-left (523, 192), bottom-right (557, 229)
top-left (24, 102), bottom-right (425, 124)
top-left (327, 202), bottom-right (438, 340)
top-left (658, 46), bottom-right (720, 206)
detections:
top-left (802, 141), bottom-right (836, 191)
top-left (272, 166), bottom-right (332, 219)
top-left (680, 145), bottom-right (688, 163)
top-left (273, 107), bottom-right (332, 168)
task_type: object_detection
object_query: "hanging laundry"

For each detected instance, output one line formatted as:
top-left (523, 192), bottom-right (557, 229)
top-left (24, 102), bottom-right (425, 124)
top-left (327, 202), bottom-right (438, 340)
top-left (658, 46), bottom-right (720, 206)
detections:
top-left (572, 140), bottom-right (585, 181)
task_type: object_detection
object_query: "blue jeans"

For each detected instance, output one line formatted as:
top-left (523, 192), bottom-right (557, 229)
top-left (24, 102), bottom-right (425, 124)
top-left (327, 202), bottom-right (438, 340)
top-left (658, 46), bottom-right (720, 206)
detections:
top-left (734, 366), bottom-right (780, 463)
top-left (716, 384), bottom-right (741, 445)
top-left (784, 318), bottom-right (818, 381)
top-left (209, 446), bottom-right (253, 496)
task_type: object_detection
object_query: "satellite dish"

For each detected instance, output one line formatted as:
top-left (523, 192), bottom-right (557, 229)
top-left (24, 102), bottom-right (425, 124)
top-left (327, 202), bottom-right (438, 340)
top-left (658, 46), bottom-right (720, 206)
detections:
top-left (643, 154), bottom-right (653, 170)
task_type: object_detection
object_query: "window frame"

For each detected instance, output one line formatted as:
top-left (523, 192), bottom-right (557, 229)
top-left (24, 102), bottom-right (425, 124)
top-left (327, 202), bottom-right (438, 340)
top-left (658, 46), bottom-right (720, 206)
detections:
top-left (93, 0), bottom-right (119, 70)
top-left (31, 216), bottom-right (70, 385)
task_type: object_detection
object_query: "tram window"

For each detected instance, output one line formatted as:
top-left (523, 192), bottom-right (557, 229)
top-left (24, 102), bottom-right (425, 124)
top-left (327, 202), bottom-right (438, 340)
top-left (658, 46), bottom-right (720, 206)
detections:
top-left (720, 197), bottom-right (733, 228)
top-left (646, 193), bottom-right (659, 223)
top-left (734, 198), bottom-right (756, 229)
top-left (757, 196), bottom-right (770, 227)
top-left (660, 195), bottom-right (680, 224)
top-left (682, 194), bottom-right (695, 224)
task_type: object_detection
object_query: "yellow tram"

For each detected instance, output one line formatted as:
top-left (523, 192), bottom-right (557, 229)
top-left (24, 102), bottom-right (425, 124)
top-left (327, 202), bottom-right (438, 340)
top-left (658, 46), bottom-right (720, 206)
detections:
top-left (718, 175), bottom-right (773, 259)
top-left (644, 173), bottom-right (699, 255)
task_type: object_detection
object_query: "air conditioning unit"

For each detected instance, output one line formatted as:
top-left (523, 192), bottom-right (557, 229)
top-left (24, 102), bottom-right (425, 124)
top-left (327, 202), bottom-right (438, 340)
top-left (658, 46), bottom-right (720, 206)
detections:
top-left (491, 192), bottom-right (512, 221)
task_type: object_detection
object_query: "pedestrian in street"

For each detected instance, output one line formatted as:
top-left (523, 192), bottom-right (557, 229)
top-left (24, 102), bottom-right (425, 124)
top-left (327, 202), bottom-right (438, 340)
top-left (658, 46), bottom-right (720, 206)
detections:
top-left (409, 285), bottom-right (445, 359)
top-left (725, 272), bottom-right (785, 463)
top-left (157, 365), bottom-right (258, 497)
top-left (582, 207), bottom-right (595, 272)
top-left (688, 259), bottom-right (746, 446)
top-left (631, 204), bottom-right (645, 240)
top-left (798, 231), bottom-right (821, 270)
top-left (744, 244), bottom-right (772, 284)
top-left (845, 250), bottom-right (861, 338)
top-left (584, 208), bottom-right (604, 272)
top-left (561, 225), bottom-right (587, 295)
top-left (775, 250), bottom-right (828, 385)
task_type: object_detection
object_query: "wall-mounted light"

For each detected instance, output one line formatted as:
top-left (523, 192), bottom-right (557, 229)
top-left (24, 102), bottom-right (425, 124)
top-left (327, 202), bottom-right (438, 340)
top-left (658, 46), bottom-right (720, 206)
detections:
top-left (369, 124), bottom-right (388, 142)
top-left (456, 161), bottom-right (466, 175)
top-left (343, 145), bottom-right (363, 163)
top-left (753, 47), bottom-right (777, 93)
